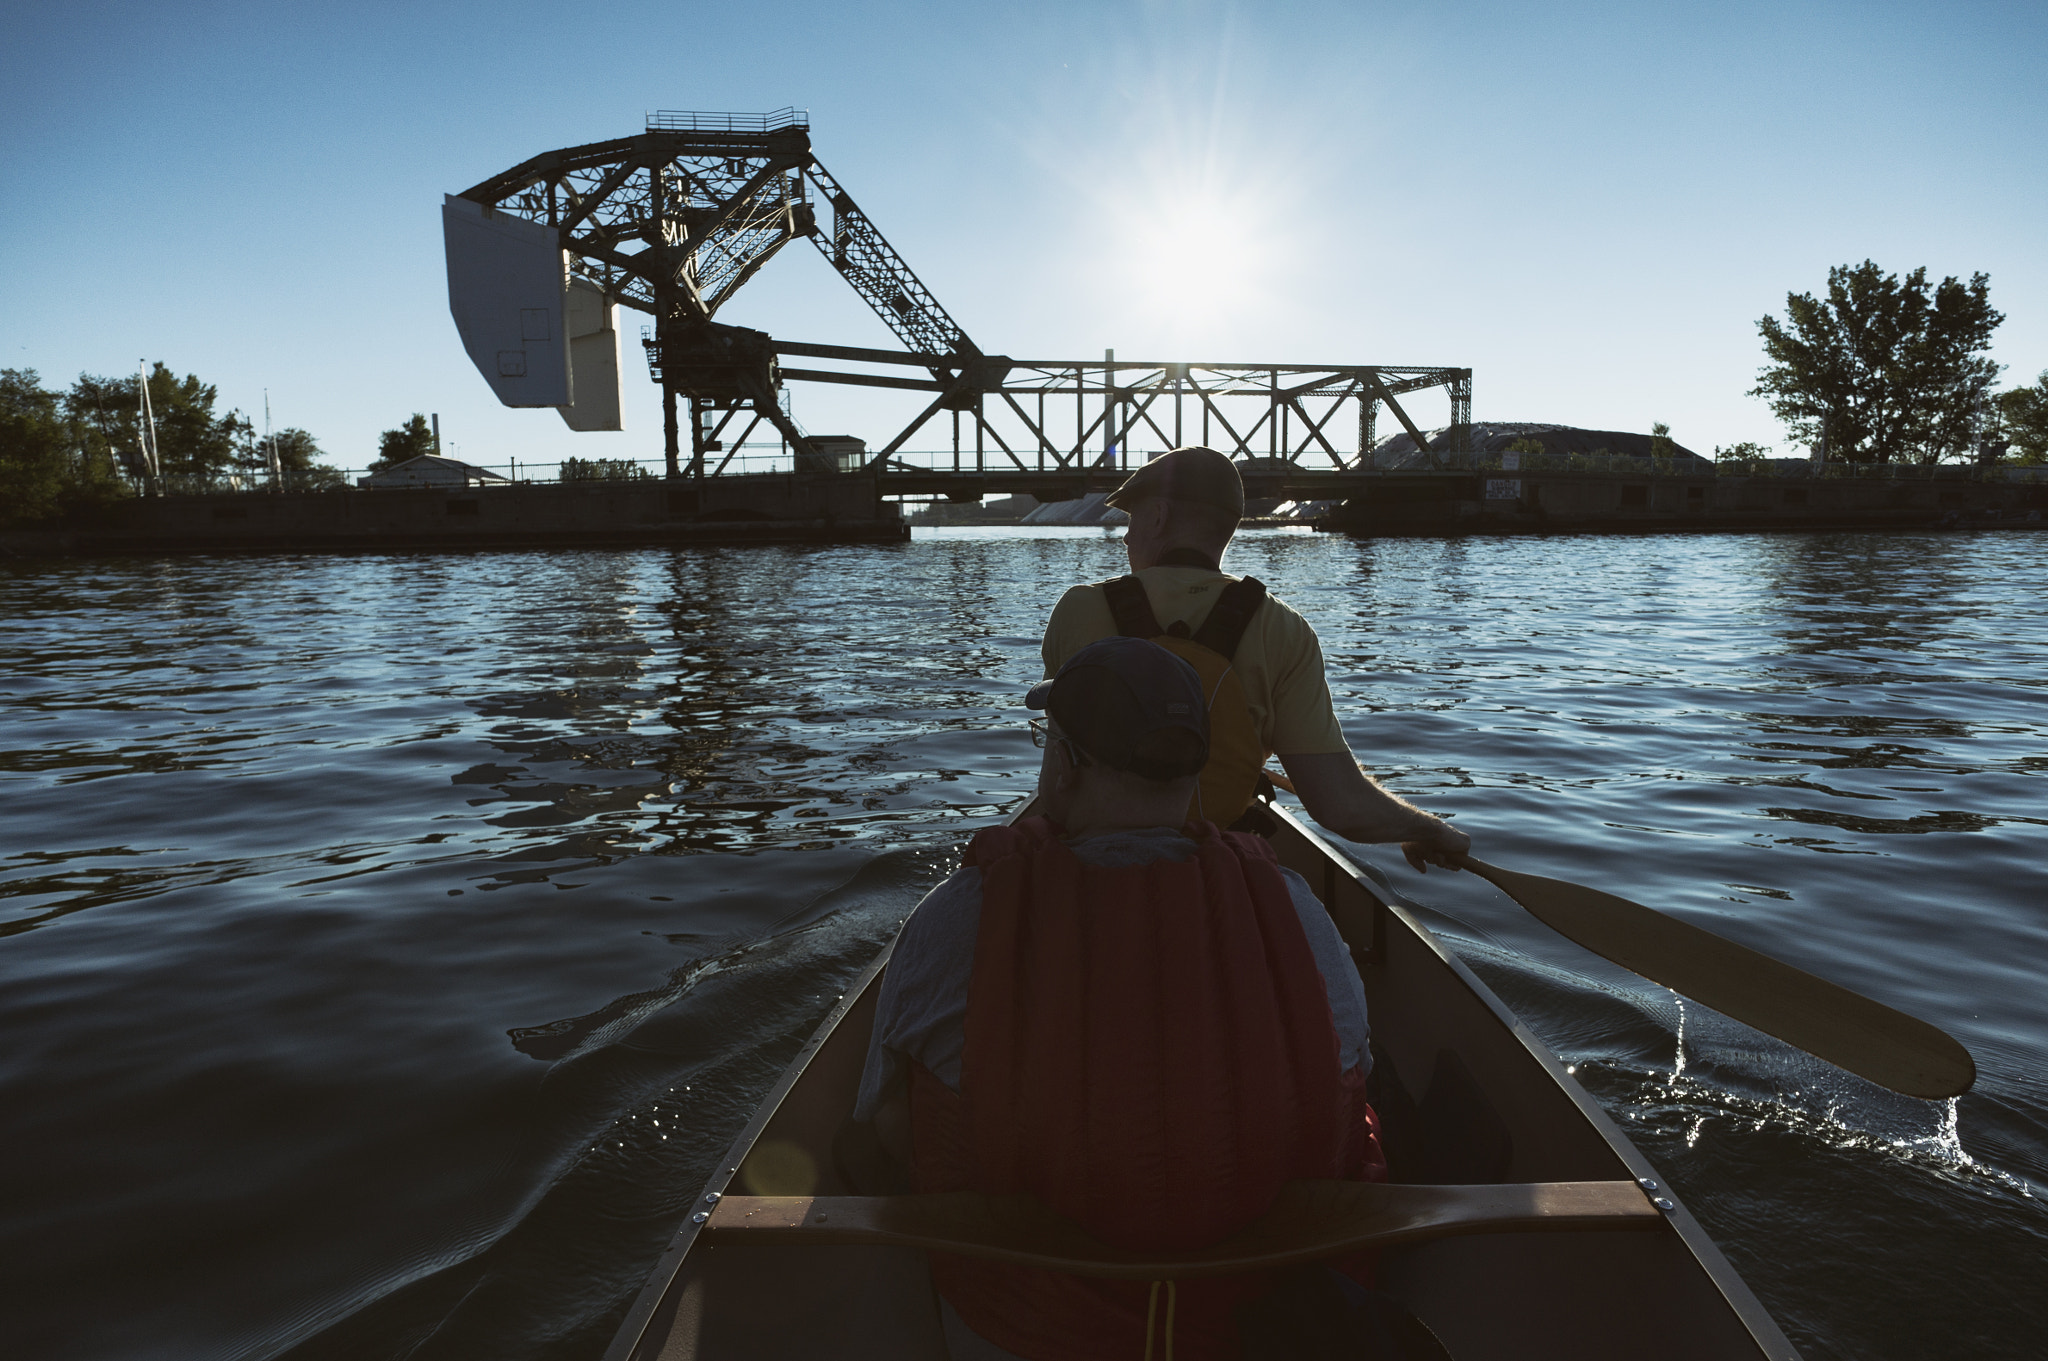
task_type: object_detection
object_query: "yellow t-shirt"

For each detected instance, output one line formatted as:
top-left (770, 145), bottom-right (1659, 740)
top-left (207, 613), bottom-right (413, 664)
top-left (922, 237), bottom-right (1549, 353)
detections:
top-left (1039, 567), bottom-right (1349, 756)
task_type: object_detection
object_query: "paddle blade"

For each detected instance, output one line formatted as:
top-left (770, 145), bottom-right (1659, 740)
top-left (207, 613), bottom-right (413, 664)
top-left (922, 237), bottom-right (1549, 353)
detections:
top-left (1458, 856), bottom-right (1975, 1100)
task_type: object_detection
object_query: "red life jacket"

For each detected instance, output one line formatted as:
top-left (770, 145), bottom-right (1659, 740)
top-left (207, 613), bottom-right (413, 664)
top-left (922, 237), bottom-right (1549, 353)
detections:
top-left (911, 817), bottom-right (1386, 1361)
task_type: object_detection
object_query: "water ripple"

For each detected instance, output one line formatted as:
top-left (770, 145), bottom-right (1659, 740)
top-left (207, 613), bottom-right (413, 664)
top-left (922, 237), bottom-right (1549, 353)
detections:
top-left (3, 529), bottom-right (2046, 1360)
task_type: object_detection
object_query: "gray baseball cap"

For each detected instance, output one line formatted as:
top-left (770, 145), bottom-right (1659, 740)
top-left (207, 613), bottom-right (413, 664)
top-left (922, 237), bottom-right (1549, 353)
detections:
top-left (1102, 446), bottom-right (1245, 519)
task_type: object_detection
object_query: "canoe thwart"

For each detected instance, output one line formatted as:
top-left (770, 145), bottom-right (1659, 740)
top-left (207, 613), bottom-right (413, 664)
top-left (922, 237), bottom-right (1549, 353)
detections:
top-left (699, 1178), bottom-right (1663, 1279)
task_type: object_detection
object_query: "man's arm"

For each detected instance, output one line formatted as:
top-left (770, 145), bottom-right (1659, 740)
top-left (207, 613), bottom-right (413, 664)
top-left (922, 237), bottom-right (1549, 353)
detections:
top-left (1276, 751), bottom-right (1470, 872)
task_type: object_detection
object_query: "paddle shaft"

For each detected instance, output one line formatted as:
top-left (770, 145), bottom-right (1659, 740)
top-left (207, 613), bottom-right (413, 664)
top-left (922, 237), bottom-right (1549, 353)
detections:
top-left (1456, 855), bottom-right (1975, 1100)
top-left (1261, 767), bottom-right (1973, 1098)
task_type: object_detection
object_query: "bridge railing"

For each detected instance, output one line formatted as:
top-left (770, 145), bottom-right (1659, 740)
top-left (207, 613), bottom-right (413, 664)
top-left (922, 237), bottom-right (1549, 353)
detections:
top-left (645, 108), bottom-right (808, 133)
top-left (295, 448), bottom-right (2048, 492)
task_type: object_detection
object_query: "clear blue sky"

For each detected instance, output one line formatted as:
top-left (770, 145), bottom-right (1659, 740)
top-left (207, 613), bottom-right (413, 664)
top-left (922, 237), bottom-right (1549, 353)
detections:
top-left (3, 0), bottom-right (2042, 471)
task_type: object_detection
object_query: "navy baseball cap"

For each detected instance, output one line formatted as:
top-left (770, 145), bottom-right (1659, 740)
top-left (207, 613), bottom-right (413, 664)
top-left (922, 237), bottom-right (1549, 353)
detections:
top-left (1026, 636), bottom-right (1210, 781)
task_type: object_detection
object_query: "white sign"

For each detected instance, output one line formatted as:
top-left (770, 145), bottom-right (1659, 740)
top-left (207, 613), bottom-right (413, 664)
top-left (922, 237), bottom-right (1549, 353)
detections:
top-left (1501, 451), bottom-right (1520, 471)
top-left (1485, 478), bottom-right (1524, 500)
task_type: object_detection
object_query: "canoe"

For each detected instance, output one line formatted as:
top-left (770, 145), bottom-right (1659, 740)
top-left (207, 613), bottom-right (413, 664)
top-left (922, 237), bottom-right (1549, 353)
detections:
top-left (603, 804), bottom-right (1798, 1360)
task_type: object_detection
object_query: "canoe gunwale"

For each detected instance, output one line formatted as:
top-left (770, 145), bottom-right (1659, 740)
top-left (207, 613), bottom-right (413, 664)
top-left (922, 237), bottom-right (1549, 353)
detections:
top-left (601, 936), bottom-right (903, 1361)
top-left (1270, 809), bottom-right (1798, 1357)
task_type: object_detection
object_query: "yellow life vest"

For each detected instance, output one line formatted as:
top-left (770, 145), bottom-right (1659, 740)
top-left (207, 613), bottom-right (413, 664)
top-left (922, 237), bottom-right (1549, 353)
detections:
top-left (1101, 574), bottom-right (1271, 828)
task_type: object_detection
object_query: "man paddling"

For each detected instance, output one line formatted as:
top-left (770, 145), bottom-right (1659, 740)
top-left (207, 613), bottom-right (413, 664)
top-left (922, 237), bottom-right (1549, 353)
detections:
top-left (854, 637), bottom-right (1386, 1361)
top-left (1041, 445), bottom-right (1469, 870)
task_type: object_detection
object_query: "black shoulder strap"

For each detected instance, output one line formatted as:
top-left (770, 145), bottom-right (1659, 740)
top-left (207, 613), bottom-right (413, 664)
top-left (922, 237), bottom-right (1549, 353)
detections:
top-left (1191, 577), bottom-right (1268, 660)
top-left (1101, 575), bottom-right (1164, 638)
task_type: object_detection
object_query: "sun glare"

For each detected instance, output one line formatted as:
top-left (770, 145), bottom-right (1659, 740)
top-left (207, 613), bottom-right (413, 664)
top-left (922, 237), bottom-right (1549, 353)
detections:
top-left (1097, 137), bottom-right (1302, 349)
top-left (1134, 207), bottom-right (1232, 291)
top-left (1042, 31), bottom-right (1325, 354)
top-left (1100, 171), bottom-right (1298, 352)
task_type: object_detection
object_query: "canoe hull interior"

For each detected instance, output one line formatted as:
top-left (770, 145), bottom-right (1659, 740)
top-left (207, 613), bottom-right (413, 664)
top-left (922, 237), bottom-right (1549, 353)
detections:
top-left (607, 808), bottom-right (1797, 1360)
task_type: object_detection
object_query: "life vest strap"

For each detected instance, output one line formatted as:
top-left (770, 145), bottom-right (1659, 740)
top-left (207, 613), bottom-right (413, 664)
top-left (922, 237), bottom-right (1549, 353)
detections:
top-left (1191, 578), bottom-right (1266, 660)
top-left (1104, 574), bottom-right (1165, 639)
top-left (1103, 574), bottom-right (1267, 661)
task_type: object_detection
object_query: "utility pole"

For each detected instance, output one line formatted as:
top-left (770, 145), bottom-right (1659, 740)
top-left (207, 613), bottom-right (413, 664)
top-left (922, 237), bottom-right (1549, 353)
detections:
top-left (136, 359), bottom-right (161, 496)
top-left (1103, 348), bottom-right (1115, 468)
top-left (663, 385), bottom-right (680, 479)
top-left (264, 390), bottom-right (282, 491)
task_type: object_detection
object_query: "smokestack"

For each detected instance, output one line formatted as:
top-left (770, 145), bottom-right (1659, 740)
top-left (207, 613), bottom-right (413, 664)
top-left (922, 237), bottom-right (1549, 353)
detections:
top-left (431, 413), bottom-right (441, 455)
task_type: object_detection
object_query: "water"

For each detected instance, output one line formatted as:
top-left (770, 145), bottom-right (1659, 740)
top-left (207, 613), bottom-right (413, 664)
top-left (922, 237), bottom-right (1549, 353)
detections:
top-left (2, 528), bottom-right (2043, 1360)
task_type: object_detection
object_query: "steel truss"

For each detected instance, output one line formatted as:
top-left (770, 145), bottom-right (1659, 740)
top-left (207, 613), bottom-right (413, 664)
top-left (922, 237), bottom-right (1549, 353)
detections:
top-left (456, 111), bottom-right (1469, 480)
top-left (771, 344), bottom-right (1470, 475)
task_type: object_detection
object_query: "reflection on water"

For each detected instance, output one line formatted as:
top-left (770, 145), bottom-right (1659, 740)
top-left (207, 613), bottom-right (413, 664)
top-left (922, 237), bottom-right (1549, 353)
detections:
top-left (2, 528), bottom-right (2045, 1361)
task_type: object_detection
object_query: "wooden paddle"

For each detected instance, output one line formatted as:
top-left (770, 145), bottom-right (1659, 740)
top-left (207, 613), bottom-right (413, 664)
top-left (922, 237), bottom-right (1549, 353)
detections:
top-left (1455, 856), bottom-right (1975, 1099)
top-left (1262, 769), bottom-right (1975, 1099)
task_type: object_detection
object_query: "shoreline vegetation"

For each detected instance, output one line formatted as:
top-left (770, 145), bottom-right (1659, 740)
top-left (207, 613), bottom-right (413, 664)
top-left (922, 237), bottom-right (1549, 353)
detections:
top-left (0, 364), bottom-right (345, 528)
top-left (7, 260), bottom-right (2044, 532)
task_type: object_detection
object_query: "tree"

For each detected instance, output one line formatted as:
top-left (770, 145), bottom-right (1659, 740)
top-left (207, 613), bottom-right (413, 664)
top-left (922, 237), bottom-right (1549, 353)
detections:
top-left (1751, 261), bottom-right (2003, 464)
top-left (371, 414), bottom-right (436, 471)
top-left (63, 371), bottom-right (143, 470)
top-left (1649, 421), bottom-right (1676, 461)
top-left (152, 367), bottom-right (247, 486)
top-left (1995, 372), bottom-right (2048, 465)
top-left (275, 429), bottom-right (348, 490)
top-left (233, 425), bottom-right (348, 491)
top-left (2, 369), bottom-right (127, 523)
top-left (1, 369), bottom-right (70, 523)
top-left (63, 363), bottom-right (247, 490)
top-left (560, 456), bottom-right (653, 481)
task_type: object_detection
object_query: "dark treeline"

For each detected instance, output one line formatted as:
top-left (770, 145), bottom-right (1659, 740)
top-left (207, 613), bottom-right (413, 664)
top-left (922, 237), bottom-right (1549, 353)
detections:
top-left (0, 364), bottom-right (346, 526)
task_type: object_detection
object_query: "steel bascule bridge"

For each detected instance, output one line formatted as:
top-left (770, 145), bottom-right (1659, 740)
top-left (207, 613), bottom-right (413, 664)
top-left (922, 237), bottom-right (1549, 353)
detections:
top-left (443, 109), bottom-right (1471, 504)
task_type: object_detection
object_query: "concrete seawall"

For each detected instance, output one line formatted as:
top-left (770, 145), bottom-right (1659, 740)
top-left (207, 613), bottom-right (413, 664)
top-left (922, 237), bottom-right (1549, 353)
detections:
top-left (2, 474), bottom-right (908, 557)
top-left (1326, 469), bottom-right (2048, 536)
